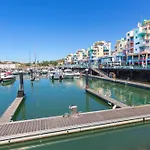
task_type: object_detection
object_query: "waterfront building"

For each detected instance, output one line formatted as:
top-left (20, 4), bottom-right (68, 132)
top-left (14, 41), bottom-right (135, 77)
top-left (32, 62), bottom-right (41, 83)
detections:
top-left (126, 20), bottom-right (150, 66)
top-left (114, 38), bottom-right (127, 65)
top-left (138, 20), bottom-right (150, 66)
top-left (76, 49), bottom-right (87, 62)
top-left (72, 53), bottom-right (78, 64)
top-left (64, 54), bottom-right (73, 64)
top-left (115, 38), bottom-right (126, 53)
top-left (0, 63), bottom-right (17, 69)
top-left (88, 41), bottom-right (111, 67)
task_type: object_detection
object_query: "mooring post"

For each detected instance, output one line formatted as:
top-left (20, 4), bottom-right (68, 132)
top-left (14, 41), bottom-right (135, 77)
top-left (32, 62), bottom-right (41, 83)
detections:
top-left (85, 68), bottom-right (89, 89)
top-left (17, 72), bottom-right (25, 97)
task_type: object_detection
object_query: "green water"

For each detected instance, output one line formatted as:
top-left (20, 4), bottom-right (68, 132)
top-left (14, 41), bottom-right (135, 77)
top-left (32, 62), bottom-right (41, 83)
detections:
top-left (0, 77), bottom-right (109, 120)
top-left (1, 77), bottom-right (150, 149)
top-left (0, 77), bottom-right (150, 121)
top-left (88, 78), bottom-right (150, 106)
top-left (1, 123), bottom-right (150, 150)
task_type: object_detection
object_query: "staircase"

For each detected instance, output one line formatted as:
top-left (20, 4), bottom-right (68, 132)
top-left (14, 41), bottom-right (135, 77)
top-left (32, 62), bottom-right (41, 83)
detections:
top-left (91, 68), bottom-right (110, 78)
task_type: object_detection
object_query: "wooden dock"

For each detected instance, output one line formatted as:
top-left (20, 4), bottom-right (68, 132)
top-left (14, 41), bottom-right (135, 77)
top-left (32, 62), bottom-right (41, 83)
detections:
top-left (1, 105), bottom-right (150, 145)
top-left (86, 88), bottom-right (128, 108)
top-left (88, 74), bottom-right (150, 90)
top-left (0, 97), bottom-right (24, 124)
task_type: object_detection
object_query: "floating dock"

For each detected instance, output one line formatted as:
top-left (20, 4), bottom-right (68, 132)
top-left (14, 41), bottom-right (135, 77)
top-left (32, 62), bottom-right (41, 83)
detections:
top-left (0, 97), bottom-right (24, 124)
top-left (86, 88), bottom-right (128, 108)
top-left (0, 105), bottom-right (150, 145)
top-left (88, 74), bottom-right (150, 90)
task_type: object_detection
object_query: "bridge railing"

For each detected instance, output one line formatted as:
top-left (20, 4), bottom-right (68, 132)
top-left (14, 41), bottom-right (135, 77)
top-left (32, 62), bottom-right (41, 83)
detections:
top-left (101, 65), bottom-right (150, 70)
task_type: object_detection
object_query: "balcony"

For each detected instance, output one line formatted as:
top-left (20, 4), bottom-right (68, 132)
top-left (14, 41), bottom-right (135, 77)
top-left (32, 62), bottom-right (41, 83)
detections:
top-left (130, 41), bottom-right (134, 44)
top-left (138, 31), bottom-right (146, 36)
top-left (139, 40), bottom-right (150, 47)
top-left (103, 49), bottom-right (109, 52)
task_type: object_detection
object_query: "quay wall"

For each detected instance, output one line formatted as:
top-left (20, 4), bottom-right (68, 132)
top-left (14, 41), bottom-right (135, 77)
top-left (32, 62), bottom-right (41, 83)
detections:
top-left (86, 74), bottom-right (150, 90)
top-left (101, 68), bottom-right (150, 83)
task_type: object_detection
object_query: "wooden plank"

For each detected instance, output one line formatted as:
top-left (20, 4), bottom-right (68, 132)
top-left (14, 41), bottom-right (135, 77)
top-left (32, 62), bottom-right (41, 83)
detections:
top-left (0, 105), bottom-right (150, 145)
top-left (0, 97), bottom-right (24, 124)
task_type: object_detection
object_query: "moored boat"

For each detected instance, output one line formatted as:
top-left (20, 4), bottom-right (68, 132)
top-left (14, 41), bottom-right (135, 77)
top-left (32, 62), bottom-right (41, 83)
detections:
top-left (73, 72), bottom-right (80, 79)
top-left (0, 72), bottom-right (16, 82)
top-left (63, 69), bottom-right (74, 79)
top-left (49, 69), bottom-right (63, 80)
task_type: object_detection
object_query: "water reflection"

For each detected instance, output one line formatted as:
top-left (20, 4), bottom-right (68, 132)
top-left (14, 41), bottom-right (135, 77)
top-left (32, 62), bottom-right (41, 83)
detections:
top-left (86, 95), bottom-right (90, 112)
top-left (86, 78), bottom-right (150, 106)
top-left (13, 98), bottom-right (26, 121)
top-left (0, 79), bottom-right (16, 87)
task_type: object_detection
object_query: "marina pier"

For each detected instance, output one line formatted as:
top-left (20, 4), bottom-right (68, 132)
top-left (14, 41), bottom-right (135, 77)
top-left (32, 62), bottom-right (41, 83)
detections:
top-left (1, 105), bottom-right (150, 145)
top-left (0, 97), bottom-right (24, 124)
top-left (86, 88), bottom-right (128, 108)
top-left (0, 73), bottom-right (25, 124)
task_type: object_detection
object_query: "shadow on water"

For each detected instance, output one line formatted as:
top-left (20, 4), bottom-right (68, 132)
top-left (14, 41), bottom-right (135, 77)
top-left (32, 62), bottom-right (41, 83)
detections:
top-left (12, 98), bottom-right (26, 121)
top-left (85, 93), bottom-right (111, 111)
top-left (1, 121), bottom-right (150, 150)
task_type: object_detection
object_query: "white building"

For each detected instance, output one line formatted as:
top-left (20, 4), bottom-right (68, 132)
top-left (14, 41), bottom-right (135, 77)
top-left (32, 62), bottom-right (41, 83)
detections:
top-left (0, 64), bottom-right (17, 69)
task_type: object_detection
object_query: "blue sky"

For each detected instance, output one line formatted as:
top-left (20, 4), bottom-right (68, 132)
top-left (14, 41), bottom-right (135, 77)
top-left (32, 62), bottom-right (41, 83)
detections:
top-left (0, 0), bottom-right (150, 62)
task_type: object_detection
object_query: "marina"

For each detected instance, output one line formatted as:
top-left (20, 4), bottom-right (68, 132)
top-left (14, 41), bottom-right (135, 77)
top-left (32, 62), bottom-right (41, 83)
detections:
top-left (1, 1), bottom-right (150, 149)
top-left (0, 74), bottom-right (150, 146)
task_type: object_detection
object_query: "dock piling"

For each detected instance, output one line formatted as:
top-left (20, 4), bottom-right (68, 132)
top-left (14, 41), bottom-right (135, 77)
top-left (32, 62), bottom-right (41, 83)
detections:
top-left (85, 68), bottom-right (89, 89)
top-left (17, 73), bottom-right (25, 97)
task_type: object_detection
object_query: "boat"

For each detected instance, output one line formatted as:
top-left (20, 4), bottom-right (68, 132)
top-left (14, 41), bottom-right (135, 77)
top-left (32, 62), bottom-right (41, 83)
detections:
top-left (49, 69), bottom-right (63, 80)
top-left (73, 72), bottom-right (80, 79)
top-left (63, 69), bottom-right (74, 79)
top-left (34, 73), bottom-right (40, 81)
top-left (42, 69), bottom-right (48, 74)
top-left (0, 72), bottom-right (16, 82)
top-left (12, 70), bottom-right (19, 75)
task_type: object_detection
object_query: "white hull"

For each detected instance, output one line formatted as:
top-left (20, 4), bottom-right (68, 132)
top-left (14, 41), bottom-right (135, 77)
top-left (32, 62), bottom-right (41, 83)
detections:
top-left (63, 74), bottom-right (74, 79)
top-left (50, 74), bottom-right (63, 80)
top-left (63, 69), bottom-right (74, 79)
top-left (74, 76), bottom-right (80, 79)
top-left (49, 70), bottom-right (63, 80)
top-left (2, 76), bottom-right (15, 82)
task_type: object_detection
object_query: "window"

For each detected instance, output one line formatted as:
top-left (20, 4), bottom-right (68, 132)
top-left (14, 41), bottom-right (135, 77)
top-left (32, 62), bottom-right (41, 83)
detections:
top-left (136, 36), bottom-right (138, 39)
top-left (128, 39), bottom-right (129, 41)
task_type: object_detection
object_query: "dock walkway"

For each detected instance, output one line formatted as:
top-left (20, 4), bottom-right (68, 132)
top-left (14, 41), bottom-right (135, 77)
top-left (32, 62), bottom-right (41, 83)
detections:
top-left (1, 105), bottom-right (150, 144)
top-left (0, 97), bottom-right (24, 124)
top-left (88, 75), bottom-right (150, 90)
top-left (86, 88), bottom-right (128, 108)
